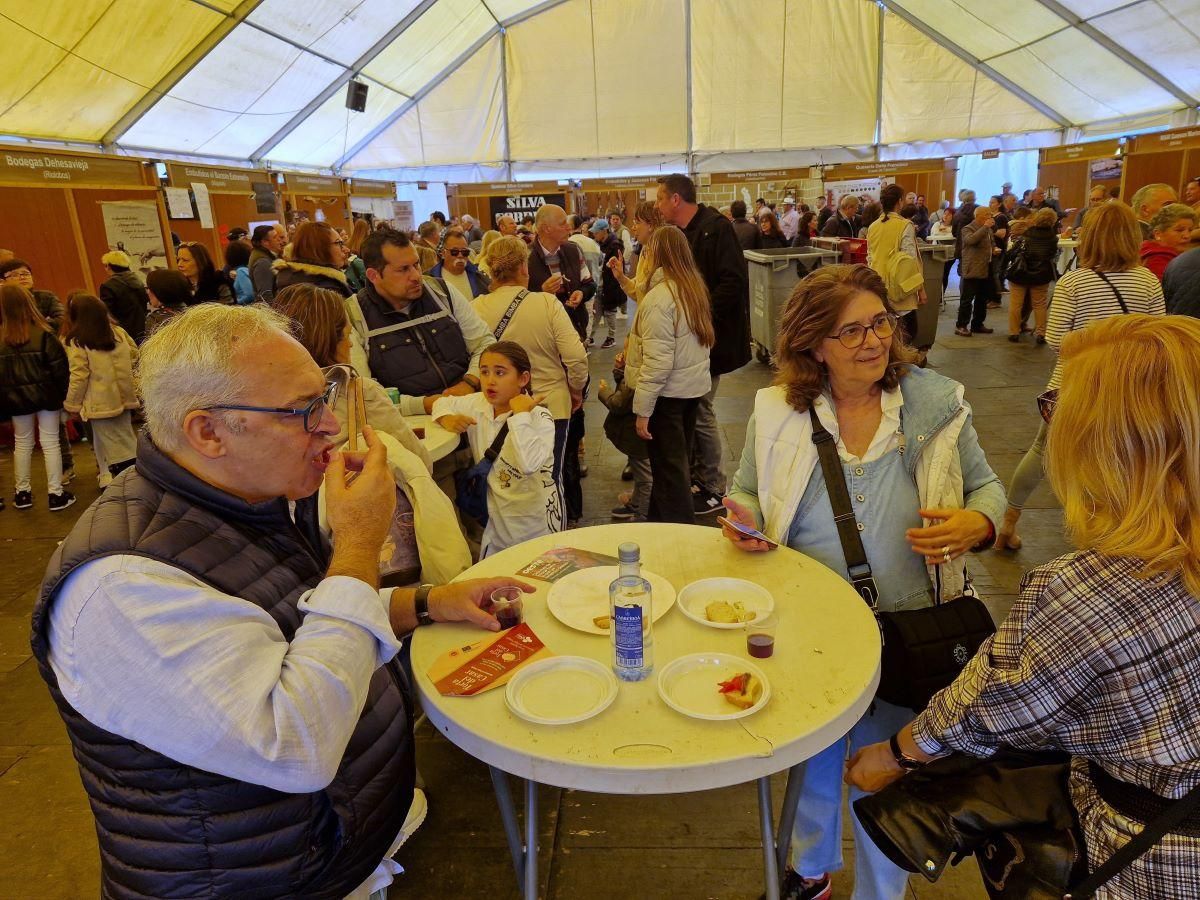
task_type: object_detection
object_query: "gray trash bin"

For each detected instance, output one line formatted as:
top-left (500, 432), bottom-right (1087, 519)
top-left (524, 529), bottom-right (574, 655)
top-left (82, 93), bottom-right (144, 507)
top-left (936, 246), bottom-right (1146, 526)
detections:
top-left (744, 247), bottom-right (840, 363)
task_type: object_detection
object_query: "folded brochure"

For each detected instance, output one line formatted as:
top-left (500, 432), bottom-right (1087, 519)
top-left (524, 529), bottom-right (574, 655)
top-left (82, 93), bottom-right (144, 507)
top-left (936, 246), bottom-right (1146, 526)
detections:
top-left (429, 623), bottom-right (553, 696)
top-left (516, 546), bottom-right (618, 583)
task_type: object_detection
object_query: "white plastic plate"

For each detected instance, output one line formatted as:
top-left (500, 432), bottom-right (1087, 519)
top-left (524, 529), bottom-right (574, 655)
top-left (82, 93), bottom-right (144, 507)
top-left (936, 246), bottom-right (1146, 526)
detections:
top-left (676, 577), bottom-right (775, 630)
top-left (656, 652), bottom-right (771, 721)
top-left (505, 656), bottom-right (619, 726)
top-left (547, 566), bottom-right (676, 635)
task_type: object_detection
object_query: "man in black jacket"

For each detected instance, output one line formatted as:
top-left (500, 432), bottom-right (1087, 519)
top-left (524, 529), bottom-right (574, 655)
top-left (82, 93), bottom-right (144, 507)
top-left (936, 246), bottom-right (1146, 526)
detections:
top-left (820, 195), bottom-right (862, 238)
top-left (0, 258), bottom-right (65, 331)
top-left (99, 251), bottom-right (148, 343)
top-left (656, 174), bottom-right (749, 516)
top-left (730, 200), bottom-right (762, 253)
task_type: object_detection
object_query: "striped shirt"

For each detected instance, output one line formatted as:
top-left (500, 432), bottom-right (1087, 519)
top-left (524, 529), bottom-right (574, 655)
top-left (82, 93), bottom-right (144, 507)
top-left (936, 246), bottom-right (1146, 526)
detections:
top-left (1046, 266), bottom-right (1164, 388)
top-left (913, 550), bottom-right (1200, 897)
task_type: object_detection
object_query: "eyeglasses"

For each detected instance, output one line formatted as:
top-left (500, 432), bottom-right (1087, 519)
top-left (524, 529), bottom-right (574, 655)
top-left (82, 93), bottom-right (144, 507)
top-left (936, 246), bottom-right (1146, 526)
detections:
top-left (826, 313), bottom-right (897, 349)
top-left (206, 376), bottom-right (342, 434)
top-left (446, 248), bottom-right (470, 257)
top-left (1037, 388), bottom-right (1058, 423)
top-left (2, 270), bottom-right (32, 280)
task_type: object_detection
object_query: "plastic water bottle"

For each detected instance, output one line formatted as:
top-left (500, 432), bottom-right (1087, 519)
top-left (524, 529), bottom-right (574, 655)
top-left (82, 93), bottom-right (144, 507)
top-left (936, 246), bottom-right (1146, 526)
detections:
top-left (610, 542), bottom-right (653, 681)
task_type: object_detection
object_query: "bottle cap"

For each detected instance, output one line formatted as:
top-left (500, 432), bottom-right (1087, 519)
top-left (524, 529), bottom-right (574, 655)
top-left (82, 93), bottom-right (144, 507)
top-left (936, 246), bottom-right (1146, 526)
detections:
top-left (617, 542), bottom-right (640, 563)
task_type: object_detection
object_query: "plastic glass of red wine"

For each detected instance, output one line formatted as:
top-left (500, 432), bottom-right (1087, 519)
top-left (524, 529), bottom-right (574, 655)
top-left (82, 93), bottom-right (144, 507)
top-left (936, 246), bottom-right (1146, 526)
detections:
top-left (745, 612), bottom-right (778, 659)
top-left (490, 587), bottom-right (524, 630)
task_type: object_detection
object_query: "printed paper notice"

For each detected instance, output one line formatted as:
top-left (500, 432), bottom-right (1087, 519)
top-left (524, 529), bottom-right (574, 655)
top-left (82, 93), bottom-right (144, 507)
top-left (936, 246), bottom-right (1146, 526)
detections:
top-left (164, 187), bottom-right (194, 219)
top-left (191, 182), bottom-right (214, 229)
top-left (100, 201), bottom-right (169, 277)
top-left (516, 547), bottom-right (619, 583)
top-left (428, 623), bottom-right (550, 696)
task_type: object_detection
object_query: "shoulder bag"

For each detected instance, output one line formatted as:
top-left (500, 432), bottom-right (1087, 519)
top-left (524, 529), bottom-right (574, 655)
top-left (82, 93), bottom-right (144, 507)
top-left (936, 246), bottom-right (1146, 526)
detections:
top-left (1090, 269), bottom-right (1130, 314)
top-left (809, 407), bottom-right (995, 711)
top-left (454, 422), bottom-right (510, 527)
top-left (492, 289), bottom-right (528, 340)
top-left (1004, 235), bottom-right (1032, 282)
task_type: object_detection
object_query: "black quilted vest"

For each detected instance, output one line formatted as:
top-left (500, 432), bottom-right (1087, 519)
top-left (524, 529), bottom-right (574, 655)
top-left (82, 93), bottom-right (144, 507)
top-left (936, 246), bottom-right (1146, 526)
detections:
top-left (29, 435), bottom-right (415, 899)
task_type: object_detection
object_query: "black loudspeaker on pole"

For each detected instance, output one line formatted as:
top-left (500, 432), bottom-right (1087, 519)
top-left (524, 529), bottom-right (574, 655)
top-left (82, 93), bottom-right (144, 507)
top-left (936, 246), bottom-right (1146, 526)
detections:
top-left (345, 80), bottom-right (369, 113)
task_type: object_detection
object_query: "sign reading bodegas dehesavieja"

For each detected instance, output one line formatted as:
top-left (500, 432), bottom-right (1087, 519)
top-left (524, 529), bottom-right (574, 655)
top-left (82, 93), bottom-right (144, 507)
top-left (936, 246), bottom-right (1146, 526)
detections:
top-left (1, 150), bottom-right (145, 186)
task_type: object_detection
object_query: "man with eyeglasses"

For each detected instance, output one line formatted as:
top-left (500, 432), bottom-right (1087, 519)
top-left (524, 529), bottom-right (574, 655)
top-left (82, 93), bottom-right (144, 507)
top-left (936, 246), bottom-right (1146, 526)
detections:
top-left (0, 257), bottom-right (65, 332)
top-left (428, 227), bottom-right (490, 299)
top-left (31, 303), bottom-right (531, 899)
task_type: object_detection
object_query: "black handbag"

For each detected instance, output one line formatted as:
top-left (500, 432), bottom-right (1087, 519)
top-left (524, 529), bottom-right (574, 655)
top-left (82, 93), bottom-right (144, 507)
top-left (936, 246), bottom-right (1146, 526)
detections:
top-left (453, 423), bottom-right (509, 527)
top-left (809, 407), bottom-right (996, 711)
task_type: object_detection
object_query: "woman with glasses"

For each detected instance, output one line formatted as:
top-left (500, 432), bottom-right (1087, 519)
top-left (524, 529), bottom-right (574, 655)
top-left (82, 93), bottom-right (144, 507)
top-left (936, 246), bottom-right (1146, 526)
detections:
top-left (997, 202), bottom-right (1164, 552)
top-left (721, 264), bottom-right (1005, 900)
top-left (272, 221), bottom-right (353, 298)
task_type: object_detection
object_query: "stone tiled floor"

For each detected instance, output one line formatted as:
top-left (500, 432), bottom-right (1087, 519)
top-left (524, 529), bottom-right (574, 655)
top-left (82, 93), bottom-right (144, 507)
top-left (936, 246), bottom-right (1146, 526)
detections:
top-left (0, 288), bottom-right (1067, 898)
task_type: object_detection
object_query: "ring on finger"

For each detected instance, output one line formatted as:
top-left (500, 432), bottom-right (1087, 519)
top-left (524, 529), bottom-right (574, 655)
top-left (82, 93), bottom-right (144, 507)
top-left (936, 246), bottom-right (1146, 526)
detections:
top-left (941, 545), bottom-right (952, 563)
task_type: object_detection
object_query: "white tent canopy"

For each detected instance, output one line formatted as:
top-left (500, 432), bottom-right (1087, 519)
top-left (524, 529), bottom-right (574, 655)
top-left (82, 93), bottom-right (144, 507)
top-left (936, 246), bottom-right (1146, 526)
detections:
top-left (1, 0), bottom-right (1197, 179)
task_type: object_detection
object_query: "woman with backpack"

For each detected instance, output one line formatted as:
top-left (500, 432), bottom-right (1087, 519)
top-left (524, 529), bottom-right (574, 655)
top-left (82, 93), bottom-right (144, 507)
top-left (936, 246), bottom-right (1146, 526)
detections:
top-left (867, 184), bottom-right (926, 346)
top-left (1005, 207), bottom-right (1059, 343)
top-left (0, 285), bottom-right (71, 511)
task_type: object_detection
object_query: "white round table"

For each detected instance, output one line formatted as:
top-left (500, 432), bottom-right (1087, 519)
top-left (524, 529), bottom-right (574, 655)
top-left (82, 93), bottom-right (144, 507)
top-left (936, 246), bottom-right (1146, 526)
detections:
top-left (411, 523), bottom-right (880, 899)
top-left (403, 414), bottom-right (459, 462)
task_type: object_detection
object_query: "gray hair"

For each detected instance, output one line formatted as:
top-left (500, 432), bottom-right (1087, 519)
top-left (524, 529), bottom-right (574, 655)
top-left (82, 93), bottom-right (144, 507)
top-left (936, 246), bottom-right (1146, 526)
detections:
top-left (1131, 183), bottom-right (1176, 217)
top-left (137, 304), bottom-right (297, 453)
top-left (961, 190), bottom-right (976, 203)
top-left (534, 204), bottom-right (565, 231)
top-left (1150, 202), bottom-right (1197, 235)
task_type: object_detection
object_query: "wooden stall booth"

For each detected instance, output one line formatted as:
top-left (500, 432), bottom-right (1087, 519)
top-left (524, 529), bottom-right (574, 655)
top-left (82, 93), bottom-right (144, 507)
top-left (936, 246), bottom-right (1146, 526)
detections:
top-left (281, 172), bottom-right (350, 234)
top-left (579, 176), bottom-right (662, 222)
top-left (1037, 139), bottom-right (1122, 211)
top-left (447, 181), bottom-right (569, 231)
top-left (165, 162), bottom-right (277, 266)
top-left (1121, 126), bottom-right (1200, 201)
top-left (822, 157), bottom-right (956, 207)
top-left (698, 168), bottom-right (821, 212)
top-left (348, 179), bottom-right (398, 225)
top-left (0, 145), bottom-right (170, 299)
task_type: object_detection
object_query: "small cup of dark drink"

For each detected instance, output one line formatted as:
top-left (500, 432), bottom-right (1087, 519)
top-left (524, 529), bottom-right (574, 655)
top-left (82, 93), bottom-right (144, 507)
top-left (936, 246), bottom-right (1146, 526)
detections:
top-left (490, 586), bottom-right (525, 629)
top-left (745, 612), bottom-right (778, 659)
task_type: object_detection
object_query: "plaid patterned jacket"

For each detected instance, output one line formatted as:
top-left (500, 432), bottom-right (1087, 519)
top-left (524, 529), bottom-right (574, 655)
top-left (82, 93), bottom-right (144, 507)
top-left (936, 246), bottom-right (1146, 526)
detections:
top-left (913, 550), bottom-right (1200, 897)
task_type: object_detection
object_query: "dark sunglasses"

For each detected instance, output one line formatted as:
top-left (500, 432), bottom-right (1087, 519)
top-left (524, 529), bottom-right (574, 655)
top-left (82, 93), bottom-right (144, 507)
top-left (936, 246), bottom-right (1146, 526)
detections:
top-left (1037, 388), bottom-right (1058, 423)
top-left (446, 248), bottom-right (471, 257)
top-left (206, 375), bottom-right (342, 434)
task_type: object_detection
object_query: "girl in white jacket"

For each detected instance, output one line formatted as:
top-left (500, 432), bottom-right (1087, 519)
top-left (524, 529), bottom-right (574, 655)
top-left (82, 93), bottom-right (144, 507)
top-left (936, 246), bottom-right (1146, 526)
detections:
top-left (62, 292), bottom-right (139, 486)
top-left (434, 341), bottom-right (561, 556)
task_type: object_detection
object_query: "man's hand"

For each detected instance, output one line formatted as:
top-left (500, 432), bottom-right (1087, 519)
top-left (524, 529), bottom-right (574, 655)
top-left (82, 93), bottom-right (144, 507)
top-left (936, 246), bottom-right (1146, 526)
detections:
top-left (431, 578), bottom-right (536, 631)
top-left (569, 387), bottom-right (584, 413)
top-left (325, 426), bottom-right (396, 587)
top-left (542, 273), bottom-right (565, 294)
top-left (436, 414), bottom-right (476, 434)
top-left (845, 741), bottom-right (906, 792)
top-left (509, 393), bottom-right (546, 415)
top-left (422, 394), bottom-right (443, 414)
top-left (566, 290), bottom-right (583, 308)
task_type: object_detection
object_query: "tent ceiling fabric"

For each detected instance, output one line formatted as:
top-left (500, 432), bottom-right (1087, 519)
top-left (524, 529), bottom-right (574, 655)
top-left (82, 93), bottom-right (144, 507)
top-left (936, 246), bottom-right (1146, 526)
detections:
top-left (1, 0), bottom-right (1197, 172)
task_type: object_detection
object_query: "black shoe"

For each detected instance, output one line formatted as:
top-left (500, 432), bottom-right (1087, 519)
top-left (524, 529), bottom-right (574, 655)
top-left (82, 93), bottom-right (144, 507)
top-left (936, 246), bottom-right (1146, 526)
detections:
top-left (13, 490), bottom-right (33, 510)
top-left (971, 326), bottom-right (994, 334)
top-left (954, 326), bottom-right (972, 337)
top-left (48, 490), bottom-right (76, 512)
top-left (1036, 335), bottom-right (1046, 345)
top-left (1008, 334), bottom-right (1020, 343)
top-left (610, 503), bottom-right (636, 520)
top-left (778, 870), bottom-right (831, 900)
top-left (601, 337), bottom-right (616, 349)
top-left (621, 463), bottom-right (633, 481)
top-left (691, 486), bottom-right (723, 516)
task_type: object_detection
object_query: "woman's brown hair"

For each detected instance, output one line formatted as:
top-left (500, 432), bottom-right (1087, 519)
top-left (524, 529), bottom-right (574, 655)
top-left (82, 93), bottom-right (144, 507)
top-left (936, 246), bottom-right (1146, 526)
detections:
top-left (64, 292), bottom-right (117, 351)
top-left (773, 264), bottom-right (918, 412)
top-left (270, 283), bottom-right (348, 367)
top-left (482, 341), bottom-right (533, 395)
top-left (347, 218), bottom-right (372, 255)
top-left (291, 221), bottom-right (341, 268)
top-left (632, 200), bottom-right (663, 229)
top-left (0, 284), bottom-right (51, 347)
top-left (759, 212), bottom-right (786, 241)
top-left (1077, 201), bottom-right (1140, 272)
top-left (642, 226), bottom-right (715, 348)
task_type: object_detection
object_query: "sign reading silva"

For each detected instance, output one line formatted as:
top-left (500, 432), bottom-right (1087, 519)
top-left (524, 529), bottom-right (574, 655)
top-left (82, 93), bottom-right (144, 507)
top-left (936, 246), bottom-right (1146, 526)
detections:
top-left (488, 193), bottom-right (566, 224)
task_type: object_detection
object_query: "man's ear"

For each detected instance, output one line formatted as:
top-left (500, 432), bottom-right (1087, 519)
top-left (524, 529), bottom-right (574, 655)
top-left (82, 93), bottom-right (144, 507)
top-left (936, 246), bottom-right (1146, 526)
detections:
top-left (180, 410), bottom-right (230, 460)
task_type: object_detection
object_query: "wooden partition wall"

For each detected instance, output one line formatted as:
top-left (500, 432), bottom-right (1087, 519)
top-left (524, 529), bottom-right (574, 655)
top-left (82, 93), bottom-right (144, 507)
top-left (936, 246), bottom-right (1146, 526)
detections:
top-left (0, 146), bottom-right (169, 299)
top-left (1121, 126), bottom-right (1200, 201)
top-left (1036, 139), bottom-right (1122, 211)
top-left (447, 181), bottom-right (569, 230)
top-left (823, 158), bottom-right (957, 206)
top-left (282, 173), bottom-right (350, 234)
top-left (166, 162), bottom-right (276, 266)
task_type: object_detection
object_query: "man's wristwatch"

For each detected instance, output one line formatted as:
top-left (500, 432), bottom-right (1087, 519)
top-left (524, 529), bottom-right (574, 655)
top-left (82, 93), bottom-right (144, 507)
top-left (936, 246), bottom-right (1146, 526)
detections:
top-left (889, 733), bottom-right (924, 771)
top-left (414, 584), bottom-right (435, 627)
top-left (463, 375), bottom-right (480, 390)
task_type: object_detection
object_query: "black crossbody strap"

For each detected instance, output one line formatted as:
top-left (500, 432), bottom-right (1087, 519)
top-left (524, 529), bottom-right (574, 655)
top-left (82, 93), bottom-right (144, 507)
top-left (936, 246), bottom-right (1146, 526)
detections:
top-left (484, 422), bottom-right (510, 463)
top-left (493, 289), bottom-right (528, 340)
top-left (808, 407), bottom-right (880, 610)
top-left (1091, 269), bottom-right (1129, 314)
top-left (1066, 779), bottom-right (1200, 899)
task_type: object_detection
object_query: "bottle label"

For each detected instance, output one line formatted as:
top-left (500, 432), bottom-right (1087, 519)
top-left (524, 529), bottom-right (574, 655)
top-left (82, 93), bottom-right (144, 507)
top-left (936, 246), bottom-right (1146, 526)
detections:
top-left (613, 604), bottom-right (643, 667)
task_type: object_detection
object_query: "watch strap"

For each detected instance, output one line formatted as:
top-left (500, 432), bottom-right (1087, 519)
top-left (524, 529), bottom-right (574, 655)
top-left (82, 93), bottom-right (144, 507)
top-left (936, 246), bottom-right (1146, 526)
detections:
top-left (889, 733), bottom-right (923, 771)
top-left (414, 583), bottom-right (434, 627)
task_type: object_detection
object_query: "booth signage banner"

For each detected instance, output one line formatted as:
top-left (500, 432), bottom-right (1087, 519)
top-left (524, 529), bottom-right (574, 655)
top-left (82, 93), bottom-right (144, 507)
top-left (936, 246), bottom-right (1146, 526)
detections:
top-left (581, 177), bottom-right (662, 191)
top-left (826, 158), bottom-right (948, 179)
top-left (0, 149), bottom-right (144, 186)
top-left (167, 163), bottom-right (267, 192)
top-left (100, 201), bottom-right (168, 276)
top-left (1042, 139), bottom-right (1121, 164)
top-left (284, 173), bottom-right (346, 194)
top-left (488, 193), bottom-right (566, 223)
top-left (1129, 127), bottom-right (1200, 153)
top-left (351, 179), bottom-right (396, 198)
top-left (708, 169), bottom-right (807, 185)
top-left (191, 182), bottom-right (214, 229)
top-left (164, 187), bottom-right (194, 219)
top-left (452, 181), bottom-right (561, 197)
top-left (392, 201), bottom-right (414, 230)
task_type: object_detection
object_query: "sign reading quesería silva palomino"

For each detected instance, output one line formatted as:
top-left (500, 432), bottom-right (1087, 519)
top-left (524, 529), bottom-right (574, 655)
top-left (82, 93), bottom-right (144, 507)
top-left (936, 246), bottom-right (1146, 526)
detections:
top-left (488, 193), bottom-right (567, 224)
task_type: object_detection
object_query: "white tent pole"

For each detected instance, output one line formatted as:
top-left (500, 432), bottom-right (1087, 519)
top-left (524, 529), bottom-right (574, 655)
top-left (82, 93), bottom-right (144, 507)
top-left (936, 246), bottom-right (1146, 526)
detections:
top-left (248, 0), bottom-right (441, 162)
top-left (873, 0), bottom-right (885, 158)
top-left (1033, 0), bottom-right (1198, 109)
top-left (876, 0), bottom-right (1072, 128)
top-left (685, 0), bottom-right (694, 173)
top-left (500, 26), bottom-right (513, 181)
top-left (103, 0), bottom-right (266, 146)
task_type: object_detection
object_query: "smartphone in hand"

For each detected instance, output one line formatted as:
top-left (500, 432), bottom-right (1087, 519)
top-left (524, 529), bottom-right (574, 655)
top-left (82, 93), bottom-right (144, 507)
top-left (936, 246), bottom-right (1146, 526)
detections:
top-left (717, 516), bottom-right (779, 549)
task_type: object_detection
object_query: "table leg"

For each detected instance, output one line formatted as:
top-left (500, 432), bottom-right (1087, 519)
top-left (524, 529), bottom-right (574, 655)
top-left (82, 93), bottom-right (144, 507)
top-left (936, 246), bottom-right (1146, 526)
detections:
top-left (524, 778), bottom-right (539, 900)
top-left (757, 776), bottom-right (780, 900)
top-left (488, 766), bottom-right (525, 890)
top-left (775, 763), bottom-right (805, 879)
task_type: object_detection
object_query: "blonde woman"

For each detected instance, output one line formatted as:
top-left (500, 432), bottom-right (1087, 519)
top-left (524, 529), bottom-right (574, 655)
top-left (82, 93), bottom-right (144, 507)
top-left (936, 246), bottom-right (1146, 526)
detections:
top-left (998, 202), bottom-right (1164, 549)
top-left (848, 315), bottom-right (1200, 898)
top-left (607, 200), bottom-right (664, 304)
top-left (623, 226), bottom-right (715, 523)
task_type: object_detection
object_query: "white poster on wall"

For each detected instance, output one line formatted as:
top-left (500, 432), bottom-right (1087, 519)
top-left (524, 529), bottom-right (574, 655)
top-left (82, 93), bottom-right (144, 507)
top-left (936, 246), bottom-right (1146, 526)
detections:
top-left (100, 201), bottom-right (169, 278)
top-left (824, 178), bottom-right (884, 202)
top-left (392, 201), bottom-right (414, 231)
top-left (190, 182), bottom-right (214, 229)
top-left (164, 187), bottom-right (193, 219)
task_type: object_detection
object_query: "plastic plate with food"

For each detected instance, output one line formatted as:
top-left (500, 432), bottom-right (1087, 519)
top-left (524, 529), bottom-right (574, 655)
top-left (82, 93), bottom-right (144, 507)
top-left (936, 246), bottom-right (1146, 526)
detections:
top-left (676, 577), bottom-right (775, 630)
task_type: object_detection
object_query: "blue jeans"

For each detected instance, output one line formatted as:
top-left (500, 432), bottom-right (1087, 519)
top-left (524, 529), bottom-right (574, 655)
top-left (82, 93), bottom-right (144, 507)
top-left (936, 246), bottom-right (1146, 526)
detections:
top-left (789, 698), bottom-right (914, 900)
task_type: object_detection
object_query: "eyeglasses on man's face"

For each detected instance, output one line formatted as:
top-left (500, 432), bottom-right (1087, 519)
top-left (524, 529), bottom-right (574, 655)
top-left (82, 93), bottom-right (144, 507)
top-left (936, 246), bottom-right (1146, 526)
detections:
top-left (205, 375), bottom-right (343, 434)
top-left (826, 313), bottom-right (897, 350)
top-left (445, 248), bottom-right (470, 257)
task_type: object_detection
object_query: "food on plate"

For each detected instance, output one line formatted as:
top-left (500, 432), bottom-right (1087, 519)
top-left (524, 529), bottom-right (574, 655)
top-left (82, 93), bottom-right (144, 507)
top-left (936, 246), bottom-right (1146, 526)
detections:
top-left (718, 672), bottom-right (764, 710)
top-left (705, 600), bottom-right (753, 624)
top-left (592, 615), bottom-right (611, 630)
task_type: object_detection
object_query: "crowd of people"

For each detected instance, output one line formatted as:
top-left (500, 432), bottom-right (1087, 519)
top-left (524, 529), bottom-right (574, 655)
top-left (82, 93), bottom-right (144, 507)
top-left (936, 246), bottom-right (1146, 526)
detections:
top-left (3, 167), bottom-right (1200, 899)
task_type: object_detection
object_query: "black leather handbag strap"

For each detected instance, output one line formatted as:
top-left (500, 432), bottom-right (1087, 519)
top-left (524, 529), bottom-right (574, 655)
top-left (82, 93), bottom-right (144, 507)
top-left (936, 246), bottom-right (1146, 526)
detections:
top-left (1090, 269), bottom-right (1129, 314)
top-left (484, 421), bottom-right (510, 463)
top-left (493, 289), bottom-right (528, 340)
top-left (809, 406), bottom-right (880, 610)
top-left (1066, 777), bottom-right (1200, 899)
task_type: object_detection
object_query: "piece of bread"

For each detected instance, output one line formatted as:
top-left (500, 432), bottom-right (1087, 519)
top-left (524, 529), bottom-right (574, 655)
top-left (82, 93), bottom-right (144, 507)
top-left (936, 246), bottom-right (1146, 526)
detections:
top-left (592, 615), bottom-right (611, 630)
top-left (718, 672), bottom-right (764, 710)
top-left (705, 600), bottom-right (751, 624)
